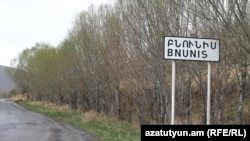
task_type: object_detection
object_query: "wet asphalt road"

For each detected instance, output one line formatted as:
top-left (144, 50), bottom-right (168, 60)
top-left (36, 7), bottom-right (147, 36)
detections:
top-left (0, 99), bottom-right (98, 141)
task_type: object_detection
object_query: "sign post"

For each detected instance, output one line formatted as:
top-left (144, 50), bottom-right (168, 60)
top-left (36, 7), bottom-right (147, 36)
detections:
top-left (171, 60), bottom-right (176, 125)
top-left (207, 62), bottom-right (211, 125)
top-left (164, 36), bottom-right (220, 125)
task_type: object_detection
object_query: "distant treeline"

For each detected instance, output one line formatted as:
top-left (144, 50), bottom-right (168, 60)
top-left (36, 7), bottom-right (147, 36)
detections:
top-left (11, 0), bottom-right (250, 124)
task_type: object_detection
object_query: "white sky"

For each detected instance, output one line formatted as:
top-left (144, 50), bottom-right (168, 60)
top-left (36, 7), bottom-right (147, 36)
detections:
top-left (0, 0), bottom-right (111, 67)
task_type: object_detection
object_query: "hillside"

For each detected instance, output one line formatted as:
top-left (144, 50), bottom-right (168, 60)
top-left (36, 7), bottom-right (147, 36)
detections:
top-left (0, 65), bottom-right (17, 93)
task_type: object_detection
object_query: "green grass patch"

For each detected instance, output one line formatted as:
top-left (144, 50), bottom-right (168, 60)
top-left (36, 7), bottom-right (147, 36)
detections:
top-left (18, 101), bottom-right (140, 141)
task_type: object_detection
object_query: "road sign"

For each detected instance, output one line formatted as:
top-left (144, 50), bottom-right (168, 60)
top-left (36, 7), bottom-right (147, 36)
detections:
top-left (164, 36), bottom-right (220, 62)
top-left (164, 36), bottom-right (220, 125)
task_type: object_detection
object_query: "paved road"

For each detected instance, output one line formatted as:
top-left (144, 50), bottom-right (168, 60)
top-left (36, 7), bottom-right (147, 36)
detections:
top-left (0, 99), bottom-right (98, 141)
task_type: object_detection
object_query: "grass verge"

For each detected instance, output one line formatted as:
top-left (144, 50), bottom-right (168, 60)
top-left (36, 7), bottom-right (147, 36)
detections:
top-left (18, 101), bottom-right (140, 141)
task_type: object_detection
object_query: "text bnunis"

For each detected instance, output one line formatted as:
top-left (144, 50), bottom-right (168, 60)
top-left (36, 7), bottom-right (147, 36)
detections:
top-left (166, 39), bottom-right (218, 59)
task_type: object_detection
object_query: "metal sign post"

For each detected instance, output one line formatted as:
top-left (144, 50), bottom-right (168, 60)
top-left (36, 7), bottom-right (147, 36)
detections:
top-left (171, 60), bottom-right (176, 125)
top-left (164, 36), bottom-right (220, 125)
top-left (207, 62), bottom-right (211, 125)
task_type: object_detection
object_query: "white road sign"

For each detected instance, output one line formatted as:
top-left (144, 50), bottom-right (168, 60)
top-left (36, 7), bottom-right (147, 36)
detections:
top-left (164, 37), bottom-right (220, 62)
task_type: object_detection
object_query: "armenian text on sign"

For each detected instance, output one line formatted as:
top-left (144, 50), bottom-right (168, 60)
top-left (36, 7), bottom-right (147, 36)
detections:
top-left (164, 37), bottom-right (220, 62)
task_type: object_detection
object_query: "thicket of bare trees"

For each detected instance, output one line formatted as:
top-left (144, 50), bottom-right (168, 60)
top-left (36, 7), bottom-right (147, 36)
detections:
top-left (11, 0), bottom-right (250, 124)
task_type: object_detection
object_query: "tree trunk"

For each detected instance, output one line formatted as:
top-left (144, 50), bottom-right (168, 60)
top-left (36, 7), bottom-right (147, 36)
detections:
top-left (238, 53), bottom-right (247, 124)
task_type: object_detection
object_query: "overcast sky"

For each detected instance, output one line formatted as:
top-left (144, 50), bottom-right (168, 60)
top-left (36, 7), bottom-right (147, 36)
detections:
top-left (0, 0), bottom-right (111, 67)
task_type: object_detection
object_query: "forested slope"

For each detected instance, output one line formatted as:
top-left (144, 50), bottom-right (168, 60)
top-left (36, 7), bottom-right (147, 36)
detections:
top-left (0, 65), bottom-right (16, 93)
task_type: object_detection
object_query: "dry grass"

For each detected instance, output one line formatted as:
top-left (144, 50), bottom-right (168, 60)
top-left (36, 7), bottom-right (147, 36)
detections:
top-left (29, 101), bottom-right (72, 112)
top-left (8, 93), bottom-right (28, 102)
